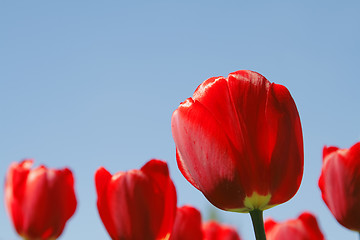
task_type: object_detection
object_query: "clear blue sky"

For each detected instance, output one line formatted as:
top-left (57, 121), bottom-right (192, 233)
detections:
top-left (1, 1), bottom-right (360, 239)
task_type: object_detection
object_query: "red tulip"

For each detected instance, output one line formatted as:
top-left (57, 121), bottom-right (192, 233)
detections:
top-left (318, 142), bottom-right (360, 231)
top-left (264, 212), bottom-right (325, 240)
top-left (171, 70), bottom-right (303, 212)
top-left (202, 221), bottom-right (241, 240)
top-left (170, 205), bottom-right (203, 240)
top-left (4, 159), bottom-right (77, 240)
top-left (95, 159), bottom-right (177, 240)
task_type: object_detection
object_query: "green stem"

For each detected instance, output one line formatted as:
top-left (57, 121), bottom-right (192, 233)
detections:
top-left (249, 209), bottom-right (266, 240)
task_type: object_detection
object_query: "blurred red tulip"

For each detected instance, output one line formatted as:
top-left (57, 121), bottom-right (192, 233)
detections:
top-left (202, 221), bottom-right (241, 240)
top-left (171, 70), bottom-right (303, 212)
top-left (319, 142), bottom-right (360, 231)
top-left (95, 159), bottom-right (177, 240)
top-left (4, 159), bottom-right (77, 240)
top-left (264, 212), bottom-right (325, 240)
top-left (170, 205), bottom-right (203, 240)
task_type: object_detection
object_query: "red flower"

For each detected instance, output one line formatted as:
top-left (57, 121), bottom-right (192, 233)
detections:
top-left (95, 159), bottom-right (177, 240)
top-left (170, 205), bottom-right (203, 240)
top-left (318, 142), bottom-right (360, 231)
top-left (202, 221), bottom-right (241, 240)
top-left (171, 70), bottom-right (303, 212)
top-left (264, 212), bottom-right (325, 240)
top-left (4, 159), bottom-right (77, 240)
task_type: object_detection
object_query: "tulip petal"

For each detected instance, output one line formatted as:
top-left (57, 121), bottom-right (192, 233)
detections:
top-left (192, 76), bottom-right (245, 154)
top-left (95, 167), bottom-right (121, 239)
top-left (107, 171), bottom-right (157, 239)
top-left (53, 168), bottom-right (77, 237)
top-left (226, 71), bottom-right (270, 197)
top-left (319, 151), bottom-right (349, 226)
top-left (5, 160), bottom-right (32, 235)
top-left (172, 98), bottom-right (246, 210)
top-left (264, 218), bottom-right (277, 232)
top-left (322, 146), bottom-right (339, 160)
top-left (95, 167), bottom-right (112, 197)
top-left (266, 83), bottom-right (303, 205)
top-left (141, 159), bottom-right (170, 193)
top-left (141, 159), bottom-right (177, 239)
top-left (298, 212), bottom-right (324, 239)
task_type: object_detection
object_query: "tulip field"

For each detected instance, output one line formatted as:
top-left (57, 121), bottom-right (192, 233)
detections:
top-left (1, 1), bottom-right (360, 240)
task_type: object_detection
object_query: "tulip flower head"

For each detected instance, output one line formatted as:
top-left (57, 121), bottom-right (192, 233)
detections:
top-left (202, 221), bottom-right (241, 240)
top-left (319, 142), bottom-right (360, 231)
top-left (4, 159), bottom-right (77, 240)
top-left (171, 70), bottom-right (303, 213)
top-left (95, 159), bottom-right (177, 240)
top-left (264, 212), bottom-right (325, 240)
top-left (170, 205), bottom-right (203, 240)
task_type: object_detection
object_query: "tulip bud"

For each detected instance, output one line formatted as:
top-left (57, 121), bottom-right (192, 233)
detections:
top-left (319, 142), bottom-right (360, 231)
top-left (265, 212), bottom-right (325, 240)
top-left (4, 159), bottom-right (77, 240)
top-left (95, 159), bottom-right (177, 240)
top-left (170, 205), bottom-right (203, 240)
top-left (171, 70), bottom-right (303, 213)
top-left (202, 221), bottom-right (241, 240)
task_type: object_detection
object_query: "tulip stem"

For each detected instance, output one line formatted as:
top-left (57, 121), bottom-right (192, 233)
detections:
top-left (249, 209), bottom-right (266, 240)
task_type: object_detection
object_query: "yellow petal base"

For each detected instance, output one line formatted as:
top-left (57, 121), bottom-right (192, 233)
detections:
top-left (229, 192), bottom-right (277, 213)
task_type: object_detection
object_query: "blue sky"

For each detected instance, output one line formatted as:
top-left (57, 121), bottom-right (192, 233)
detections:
top-left (1, 1), bottom-right (360, 239)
